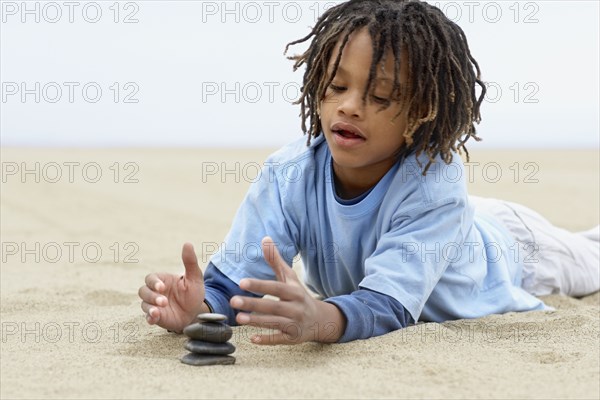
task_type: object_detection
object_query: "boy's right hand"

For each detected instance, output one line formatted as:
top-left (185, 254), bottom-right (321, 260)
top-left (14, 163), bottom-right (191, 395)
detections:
top-left (138, 243), bottom-right (207, 333)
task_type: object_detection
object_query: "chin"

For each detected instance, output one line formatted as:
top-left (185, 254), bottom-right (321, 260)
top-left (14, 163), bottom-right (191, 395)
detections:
top-left (329, 151), bottom-right (367, 170)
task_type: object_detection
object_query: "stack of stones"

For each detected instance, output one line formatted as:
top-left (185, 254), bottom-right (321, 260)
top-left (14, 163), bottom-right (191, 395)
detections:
top-left (180, 313), bottom-right (236, 366)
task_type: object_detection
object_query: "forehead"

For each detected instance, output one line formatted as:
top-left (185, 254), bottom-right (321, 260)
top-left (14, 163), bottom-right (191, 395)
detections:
top-left (327, 28), bottom-right (405, 80)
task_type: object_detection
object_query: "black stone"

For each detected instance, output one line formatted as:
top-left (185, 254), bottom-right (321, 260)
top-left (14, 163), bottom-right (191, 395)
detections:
top-left (184, 339), bottom-right (235, 355)
top-left (183, 322), bottom-right (233, 343)
top-left (180, 353), bottom-right (236, 366)
top-left (197, 313), bottom-right (227, 323)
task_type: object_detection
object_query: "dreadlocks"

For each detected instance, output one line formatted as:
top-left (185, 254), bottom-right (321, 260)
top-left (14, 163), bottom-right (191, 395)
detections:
top-left (284, 0), bottom-right (486, 173)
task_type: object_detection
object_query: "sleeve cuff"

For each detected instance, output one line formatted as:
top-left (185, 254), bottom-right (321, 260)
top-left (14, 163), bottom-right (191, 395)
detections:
top-left (324, 289), bottom-right (412, 343)
top-left (324, 295), bottom-right (375, 343)
top-left (204, 286), bottom-right (239, 324)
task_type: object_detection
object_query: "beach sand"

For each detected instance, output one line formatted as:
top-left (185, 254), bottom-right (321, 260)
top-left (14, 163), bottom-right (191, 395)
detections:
top-left (1, 147), bottom-right (598, 399)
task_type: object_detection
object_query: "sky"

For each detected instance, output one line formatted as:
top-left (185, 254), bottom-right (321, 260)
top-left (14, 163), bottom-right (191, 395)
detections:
top-left (1, 0), bottom-right (599, 148)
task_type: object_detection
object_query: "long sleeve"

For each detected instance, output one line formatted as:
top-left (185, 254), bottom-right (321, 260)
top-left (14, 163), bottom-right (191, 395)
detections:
top-left (203, 262), bottom-right (260, 325)
top-left (325, 289), bottom-right (413, 343)
top-left (205, 260), bottom-right (412, 341)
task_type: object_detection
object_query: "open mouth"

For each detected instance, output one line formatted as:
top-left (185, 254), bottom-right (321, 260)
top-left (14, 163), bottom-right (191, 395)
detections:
top-left (334, 129), bottom-right (363, 139)
top-left (331, 122), bottom-right (366, 141)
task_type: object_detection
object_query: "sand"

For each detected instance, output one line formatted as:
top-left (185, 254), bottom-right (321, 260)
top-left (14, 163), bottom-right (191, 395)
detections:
top-left (1, 147), bottom-right (598, 399)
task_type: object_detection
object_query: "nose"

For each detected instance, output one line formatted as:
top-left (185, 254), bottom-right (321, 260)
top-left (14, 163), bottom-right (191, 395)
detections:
top-left (336, 89), bottom-right (365, 119)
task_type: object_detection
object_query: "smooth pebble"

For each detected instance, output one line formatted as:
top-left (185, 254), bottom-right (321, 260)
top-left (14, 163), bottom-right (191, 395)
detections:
top-left (184, 339), bottom-right (235, 355)
top-left (197, 313), bottom-right (227, 323)
top-left (183, 322), bottom-right (233, 343)
top-left (180, 353), bottom-right (236, 366)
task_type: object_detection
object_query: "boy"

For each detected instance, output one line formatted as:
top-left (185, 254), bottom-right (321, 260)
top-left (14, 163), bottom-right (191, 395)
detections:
top-left (138, 0), bottom-right (599, 344)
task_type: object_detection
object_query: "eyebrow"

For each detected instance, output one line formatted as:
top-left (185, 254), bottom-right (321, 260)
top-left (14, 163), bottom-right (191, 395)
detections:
top-left (330, 64), bottom-right (394, 83)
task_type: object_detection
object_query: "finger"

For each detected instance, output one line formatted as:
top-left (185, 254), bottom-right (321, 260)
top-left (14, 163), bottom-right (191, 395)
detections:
top-left (261, 236), bottom-right (292, 283)
top-left (182, 242), bottom-right (203, 281)
top-left (138, 285), bottom-right (168, 306)
top-left (239, 278), bottom-right (297, 301)
top-left (235, 312), bottom-right (294, 330)
top-left (230, 295), bottom-right (295, 318)
top-left (250, 331), bottom-right (299, 346)
top-left (145, 273), bottom-right (165, 293)
top-left (141, 301), bottom-right (160, 317)
top-left (141, 301), bottom-right (161, 324)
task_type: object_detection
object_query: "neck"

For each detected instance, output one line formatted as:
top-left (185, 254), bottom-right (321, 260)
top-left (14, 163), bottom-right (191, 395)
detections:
top-left (332, 158), bottom-right (398, 200)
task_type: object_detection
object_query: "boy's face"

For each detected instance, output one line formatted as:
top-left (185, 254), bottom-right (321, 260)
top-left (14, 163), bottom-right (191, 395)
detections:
top-left (320, 27), bottom-right (408, 184)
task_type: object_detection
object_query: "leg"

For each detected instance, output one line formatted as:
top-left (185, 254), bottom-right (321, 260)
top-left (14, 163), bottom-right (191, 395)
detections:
top-left (576, 226), bottom-right (600, 242)
top-left (469, 195), bottom-right (600, 297)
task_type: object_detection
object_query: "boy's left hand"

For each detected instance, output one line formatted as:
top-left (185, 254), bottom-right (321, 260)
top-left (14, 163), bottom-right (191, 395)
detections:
top-left (230, 236), bottom-right (345, 345)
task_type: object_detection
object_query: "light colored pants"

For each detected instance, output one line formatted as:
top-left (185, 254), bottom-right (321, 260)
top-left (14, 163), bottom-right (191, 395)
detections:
top-left (469, 195), bottom-right (600, 297)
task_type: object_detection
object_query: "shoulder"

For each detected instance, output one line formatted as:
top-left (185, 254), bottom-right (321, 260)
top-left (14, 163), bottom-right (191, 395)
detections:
top-left (389, 150), bottom-right (469, 214)
top-left (265, 134), bottom-right (326, 165)
top-left (262, 134), bottom-right (327, 187)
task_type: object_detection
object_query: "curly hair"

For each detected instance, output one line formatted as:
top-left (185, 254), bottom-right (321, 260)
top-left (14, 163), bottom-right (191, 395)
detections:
top-left (284, 0), bottom-right (486, 172)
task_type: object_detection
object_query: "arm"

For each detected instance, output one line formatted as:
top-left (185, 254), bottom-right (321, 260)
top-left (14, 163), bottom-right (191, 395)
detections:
top-left (325, 289), bottom-right (414, 342)
top-left (230, 237), bottom-right (412, 344)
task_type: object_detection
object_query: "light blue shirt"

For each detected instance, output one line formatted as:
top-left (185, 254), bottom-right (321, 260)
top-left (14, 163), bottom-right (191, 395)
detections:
top-left (210, 134), bottom-right (549, 324)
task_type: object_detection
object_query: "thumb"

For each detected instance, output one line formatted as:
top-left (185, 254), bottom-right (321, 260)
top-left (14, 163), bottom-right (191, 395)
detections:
top-left (261, 236), bottom-right (293, 283)
top-left (181, 242), bottom-right (203, 281)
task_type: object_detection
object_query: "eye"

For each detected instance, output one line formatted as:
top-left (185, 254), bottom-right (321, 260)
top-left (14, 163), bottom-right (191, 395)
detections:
top-left (370, 95), bottom-right (390, 105)
top-left (328, 83), bottom-right (346, 92)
